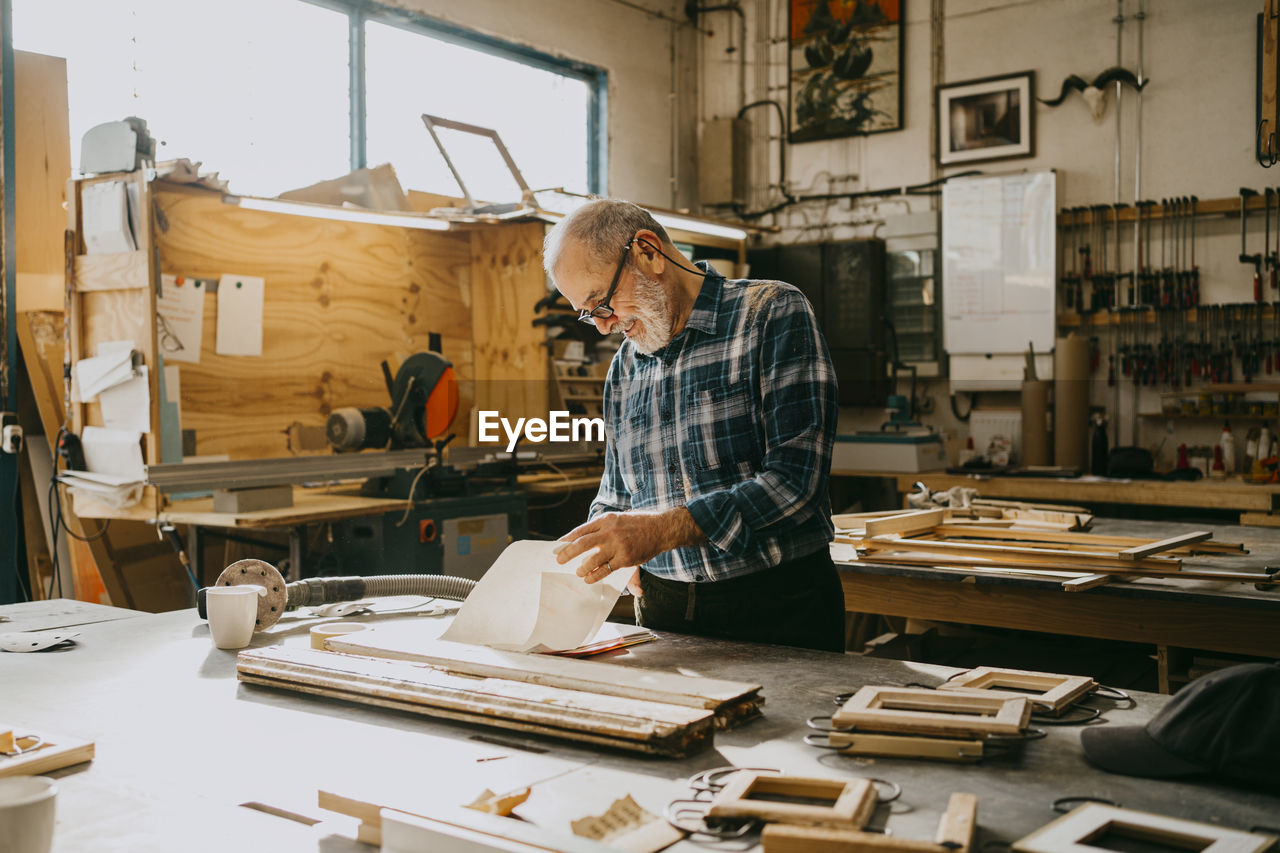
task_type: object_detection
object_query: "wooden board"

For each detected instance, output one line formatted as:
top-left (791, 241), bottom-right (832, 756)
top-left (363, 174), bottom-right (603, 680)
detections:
top-left (851, 552), bottom-right (1272, 584)
top-left (469, 222), bottom-right (550, 431)
top-left (328, 629), bottom-right (761, 718)
top-left (832, 686), bottom-right (1029, 737)
top-left (1011, 803), bottom-right (1275, 853)
top-left (936, 667), bottom-right (1096, 713)
top-left (14, 51), bottom-right (71, 312)
top-left (158, 487), bottom-right (409, 530)
top-left (862, 536), bottom-right (1182, 571)
top-left (865, 510), bottom-right (944, 538)
top-left (0, 727), bottom-right (94, 777)
top-left (1118, 531), bottom-right (1213, 560)
top-left (238, 647), bottom-right (715, 757)
top-left (931, 525), bottom-right (1244, 554)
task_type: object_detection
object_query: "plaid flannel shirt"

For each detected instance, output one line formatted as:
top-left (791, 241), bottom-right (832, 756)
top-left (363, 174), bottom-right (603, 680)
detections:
top-left (589, 262), bottom-right (838, 582)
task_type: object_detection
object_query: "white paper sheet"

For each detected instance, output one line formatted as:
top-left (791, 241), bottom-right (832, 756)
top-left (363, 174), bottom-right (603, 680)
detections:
top-left (73, 348), bottom-right (136, 402)
top-left (157, 275), bottom-right (206, 364)
top-left (216, 274), bottom-right (265, 356)
top-left (81, 181), bottom-right (136, 254)
top-left (80, 426), bottom-right (145, 481)
top-left (99, 365), bottom-right (151, 433)
top-left (441, 540), bottom-right (630, 653)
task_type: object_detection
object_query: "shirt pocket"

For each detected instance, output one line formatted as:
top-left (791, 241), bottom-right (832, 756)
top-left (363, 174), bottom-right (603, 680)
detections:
top-left (686, 381), bottom-right (763, 475)
top-left (614, 409), bottom-right (653, 498)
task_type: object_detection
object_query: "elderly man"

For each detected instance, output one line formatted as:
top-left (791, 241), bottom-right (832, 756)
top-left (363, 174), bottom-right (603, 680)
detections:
top-left (546, 198), bottom-right (843, 652)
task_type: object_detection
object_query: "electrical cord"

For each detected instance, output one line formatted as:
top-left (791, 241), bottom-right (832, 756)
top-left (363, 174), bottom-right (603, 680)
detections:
top-left (11, 467), bottom-right (31, 602)
top-left (635, 237), bottom-right (709, 279)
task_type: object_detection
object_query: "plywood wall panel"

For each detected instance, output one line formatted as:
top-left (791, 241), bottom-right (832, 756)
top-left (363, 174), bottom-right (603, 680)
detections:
top-left (14, 51), bottom-right (71, 312)
top-left (469, 222), bottom-right (549, 425)
top-left (152, 186), bottom-right (485, 458)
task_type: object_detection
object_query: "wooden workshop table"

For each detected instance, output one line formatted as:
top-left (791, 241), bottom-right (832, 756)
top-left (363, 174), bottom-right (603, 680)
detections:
top-left (835, 517), bottom-right (1280, 693)
top-left (3, 601), bottom-right (1277, 851)
top-left (831, 469), bottom-right (1280, 526)
top-left (79, 485), bottom-right (412, 591)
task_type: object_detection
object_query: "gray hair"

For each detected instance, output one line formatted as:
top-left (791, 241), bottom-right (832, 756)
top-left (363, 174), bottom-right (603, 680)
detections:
top-left (542, 198), bottom-right (672, 280)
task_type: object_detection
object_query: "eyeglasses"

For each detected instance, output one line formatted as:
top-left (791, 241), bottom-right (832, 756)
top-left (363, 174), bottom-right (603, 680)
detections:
top-left (578, 238), bottom-right (635, 324)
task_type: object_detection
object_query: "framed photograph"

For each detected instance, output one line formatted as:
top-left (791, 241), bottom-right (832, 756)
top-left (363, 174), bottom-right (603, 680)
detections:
top-left (937, 71), bottom-right (1035, 165)
top-left (788, 0), bottom-right (904, 142)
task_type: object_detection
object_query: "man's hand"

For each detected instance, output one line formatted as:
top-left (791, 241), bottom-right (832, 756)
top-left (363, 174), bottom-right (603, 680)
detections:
top-left (557, 507), bottom-right (704, 584)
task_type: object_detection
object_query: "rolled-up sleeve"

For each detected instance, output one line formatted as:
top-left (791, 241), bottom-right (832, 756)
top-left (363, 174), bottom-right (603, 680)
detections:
top-left (684, 291), bottom-right (837, 555)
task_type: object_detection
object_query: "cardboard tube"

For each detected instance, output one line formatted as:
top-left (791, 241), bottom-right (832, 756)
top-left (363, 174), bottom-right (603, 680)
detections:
top-left (1054, 335), bottom-right (1091, 468)
top-left (1021, 380), bottom-right (1052, 466)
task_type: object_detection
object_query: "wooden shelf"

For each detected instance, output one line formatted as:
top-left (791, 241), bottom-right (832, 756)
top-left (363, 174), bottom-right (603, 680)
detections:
top-left (1057, 193), bottom-right (1273, 227)
top-left (1058, 305), bottom-right (1280, 328)
top-left (1160, 383), bottom-right (1280, 395)
top-left (1139, 412), bottom-right (1278, 421)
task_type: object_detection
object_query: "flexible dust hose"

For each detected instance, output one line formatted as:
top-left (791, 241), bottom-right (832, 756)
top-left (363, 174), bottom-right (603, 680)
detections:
top-left (196, 558), bottom-right (476, 626)
top-left (285, 574), bottom-right (476, 609)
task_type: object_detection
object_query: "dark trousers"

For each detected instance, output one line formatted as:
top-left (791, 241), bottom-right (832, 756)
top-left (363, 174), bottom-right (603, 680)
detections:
top-left (634, 547), bottom-right (846, 653)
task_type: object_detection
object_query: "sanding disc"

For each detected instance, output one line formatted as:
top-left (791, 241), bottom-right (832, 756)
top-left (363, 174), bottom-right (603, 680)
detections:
top-left (213, 559), bottom-right (288, 630)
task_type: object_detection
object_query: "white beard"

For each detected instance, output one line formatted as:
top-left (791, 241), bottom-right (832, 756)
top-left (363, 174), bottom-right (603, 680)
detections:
top-left (621, 270), bottom-right (675, 355)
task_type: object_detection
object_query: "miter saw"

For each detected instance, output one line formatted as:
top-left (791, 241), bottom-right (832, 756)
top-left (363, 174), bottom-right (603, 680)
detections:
top-left (325, 352), bottom-right (459, 452)
top-left (323, 353), bottom-right (528, 580)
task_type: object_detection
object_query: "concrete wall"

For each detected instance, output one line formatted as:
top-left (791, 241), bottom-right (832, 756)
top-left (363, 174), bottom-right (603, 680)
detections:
top-left (385, 0), bottom-right (696, 209)
top-left (697, 0), bottom-right (1273, 470)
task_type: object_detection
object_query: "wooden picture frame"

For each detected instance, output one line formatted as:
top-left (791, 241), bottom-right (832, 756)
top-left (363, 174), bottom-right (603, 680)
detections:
top-left (833, 686), bottom-right (1030, 737)
top-left (824, 729), bottom-right (985, 762)
top-left (788, 0), bottom-right (904, 142)
top-left (1012, 803), bottom-right (1276, 853)
top-left (707, 774), bottom-right (875, 828)
top-left (937, 71), bottom-right (1035, 165)
top-left (763, 792), bottom-right (978, 853)
top-left (0, 727), bottom-right (95, 777)
top-left (937, 667), bottom-right (1096, 714)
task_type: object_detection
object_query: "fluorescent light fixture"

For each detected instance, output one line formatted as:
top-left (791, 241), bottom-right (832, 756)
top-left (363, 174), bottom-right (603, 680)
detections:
top-left (225, 195), bottom-right (451, 231)
top-left (651, 213), bottom-right (748, 241)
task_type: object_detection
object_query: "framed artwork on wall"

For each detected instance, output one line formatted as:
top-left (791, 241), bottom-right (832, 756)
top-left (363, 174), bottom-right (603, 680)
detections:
top-left (788, 0), bottom-right (904, 142)
top-left (937, 71), bottom-right (1035, 165)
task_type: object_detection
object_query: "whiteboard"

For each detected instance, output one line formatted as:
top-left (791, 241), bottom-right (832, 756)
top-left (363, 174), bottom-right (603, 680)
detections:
top-left (941, 171), bottom-right (1057, 355)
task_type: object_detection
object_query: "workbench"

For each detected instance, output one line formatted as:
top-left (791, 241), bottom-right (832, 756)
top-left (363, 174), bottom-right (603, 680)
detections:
top-left (836, 517), bottom-right (1280, 693)
top-left (3, 598), bottom-right (1277, 851)
top-left (832, 469), bottom-right (1280, 526)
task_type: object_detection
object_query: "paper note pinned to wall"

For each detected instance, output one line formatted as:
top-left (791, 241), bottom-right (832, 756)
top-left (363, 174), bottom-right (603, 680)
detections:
top-left (99, 365), bottom-right (151, 434)
top-left (441, 540), bottom-right (629, 653)
top-left (80, 426), bottom-right (145, 481)
top-left (215, 274), bottom-right (265, 356)
top-left (157, 275), bottom-right (206, 364)
top-left (73, 347), bottom-right (136, 402)
top-left (81, 181), bottom-right (137, 254)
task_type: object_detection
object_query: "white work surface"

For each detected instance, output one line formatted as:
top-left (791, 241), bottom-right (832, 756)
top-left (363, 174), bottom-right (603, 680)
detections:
top-left (3, 601), bottom-right (1278, 851)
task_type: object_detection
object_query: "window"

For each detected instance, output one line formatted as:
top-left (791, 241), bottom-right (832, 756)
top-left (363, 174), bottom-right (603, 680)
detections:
top-left (13, 0), bottom-right (604, 199)
top-left (14, 0), bottom-right (350, 197)
top-left (365, 19), bottom-right (593, 200)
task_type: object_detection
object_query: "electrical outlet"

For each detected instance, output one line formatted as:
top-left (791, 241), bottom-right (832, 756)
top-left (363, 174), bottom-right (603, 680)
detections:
top-left (0, 413), bottom-right (21, 455)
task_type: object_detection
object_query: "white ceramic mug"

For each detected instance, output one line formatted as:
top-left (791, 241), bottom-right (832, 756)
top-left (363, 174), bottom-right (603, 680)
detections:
top-left (0, 776), bottom-right (57, 853)
top-left (206, 586), bottom-right (267, 649)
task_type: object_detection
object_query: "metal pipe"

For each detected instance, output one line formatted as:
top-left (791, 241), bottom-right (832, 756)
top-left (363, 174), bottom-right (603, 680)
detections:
top-left (1132, 0), bottom-right (1145, 308)
top-left (1112, 0), bottom-right (1125, 446)
top-left (1113, 0), bottom-right (1124, 207)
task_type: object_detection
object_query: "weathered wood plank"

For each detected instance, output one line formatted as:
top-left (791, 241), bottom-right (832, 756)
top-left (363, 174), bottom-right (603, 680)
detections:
top-left (238, 646), bottom-right (715, 757)
top-left (327, 630), bottom-right (762, 719)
